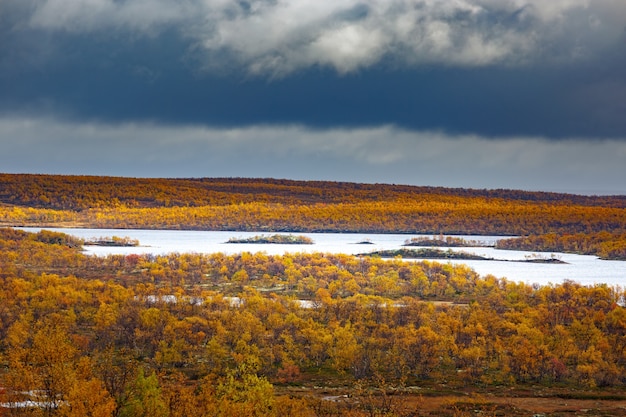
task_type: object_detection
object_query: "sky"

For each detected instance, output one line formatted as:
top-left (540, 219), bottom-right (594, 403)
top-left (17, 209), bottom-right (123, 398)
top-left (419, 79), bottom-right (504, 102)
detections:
top-left (1, 0), bottom-right (626, 195)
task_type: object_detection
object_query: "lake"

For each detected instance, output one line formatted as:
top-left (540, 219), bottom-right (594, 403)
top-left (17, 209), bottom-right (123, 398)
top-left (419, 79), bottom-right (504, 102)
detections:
top-left (19, 228), bottom-right (626, 287)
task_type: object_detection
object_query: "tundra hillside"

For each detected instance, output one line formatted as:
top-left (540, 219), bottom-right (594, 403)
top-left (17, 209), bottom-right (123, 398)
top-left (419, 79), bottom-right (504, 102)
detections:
top-left (1, 174), bottom-right (625, 258)
top-left (1, 228), bottom-right (626, 416)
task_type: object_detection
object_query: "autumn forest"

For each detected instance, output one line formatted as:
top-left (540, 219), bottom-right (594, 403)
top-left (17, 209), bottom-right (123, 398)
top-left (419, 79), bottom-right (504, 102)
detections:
top-left (1, 174), bottom-right (626, 416)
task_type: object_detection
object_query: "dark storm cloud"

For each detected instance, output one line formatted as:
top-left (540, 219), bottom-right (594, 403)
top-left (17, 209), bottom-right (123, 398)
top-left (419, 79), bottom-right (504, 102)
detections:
top-left (2, 51), bottom-right (626, 138)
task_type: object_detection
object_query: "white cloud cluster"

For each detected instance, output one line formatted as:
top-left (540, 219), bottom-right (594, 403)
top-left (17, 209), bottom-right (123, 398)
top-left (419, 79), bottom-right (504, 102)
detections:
top-left (20, 0), bottom-right (625, 75)
top-left (1, 116), bottom-right (626, 194)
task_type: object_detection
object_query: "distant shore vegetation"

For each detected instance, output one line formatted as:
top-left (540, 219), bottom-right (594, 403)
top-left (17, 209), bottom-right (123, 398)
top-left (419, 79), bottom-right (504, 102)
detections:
top-left (0, 173), bottom-right (624, 259)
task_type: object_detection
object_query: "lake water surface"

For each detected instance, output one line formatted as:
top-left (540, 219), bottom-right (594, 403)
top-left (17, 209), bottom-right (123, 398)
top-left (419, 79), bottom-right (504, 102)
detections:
top-left (20, 228), bottom-right (626, 287)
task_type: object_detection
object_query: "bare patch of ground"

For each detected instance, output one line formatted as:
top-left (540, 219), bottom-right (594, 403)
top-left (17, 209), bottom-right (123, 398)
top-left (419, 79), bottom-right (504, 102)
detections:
top-left (277, 385), bottom-right (626, 416)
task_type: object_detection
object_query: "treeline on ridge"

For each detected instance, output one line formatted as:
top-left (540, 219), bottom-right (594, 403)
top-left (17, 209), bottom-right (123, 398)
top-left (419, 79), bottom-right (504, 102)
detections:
top-left (2, 173), bottom-right (625, 210)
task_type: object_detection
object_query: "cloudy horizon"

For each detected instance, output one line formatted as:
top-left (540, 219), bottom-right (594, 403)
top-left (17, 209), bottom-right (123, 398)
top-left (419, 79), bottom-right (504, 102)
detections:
top-left (1, 0), bottom-right (626, 195)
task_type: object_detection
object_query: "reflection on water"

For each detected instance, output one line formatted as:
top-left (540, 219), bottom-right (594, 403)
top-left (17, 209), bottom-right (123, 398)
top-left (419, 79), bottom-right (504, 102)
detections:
top-left (19, 228), bottom-right (626, 287)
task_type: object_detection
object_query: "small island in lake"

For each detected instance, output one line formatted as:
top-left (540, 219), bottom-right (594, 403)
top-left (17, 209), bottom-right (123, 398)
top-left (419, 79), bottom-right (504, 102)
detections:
top-left (523, 253), bottom-right (568, 264)
top-left (360, 248), bottom-right (569, 263)
top-left (226, 234), bottom-right (314, 244)
top-left (84, 236), bottom-right (140, 247)
top-left (403, 235), bottom-right (493, 247)
top-left (360, 248), bottom-right (491, 260)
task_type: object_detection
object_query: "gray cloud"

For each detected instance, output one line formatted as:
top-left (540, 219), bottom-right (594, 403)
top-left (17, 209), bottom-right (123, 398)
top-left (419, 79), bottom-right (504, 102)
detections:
top-left (2, 116), bottom-right (625, 194)
top-left (2, 1), bottom-right (625, 195)
top-left (7, 0), bottom-right (622, 75)
top-left (28, 0), bottom-right (191, 33)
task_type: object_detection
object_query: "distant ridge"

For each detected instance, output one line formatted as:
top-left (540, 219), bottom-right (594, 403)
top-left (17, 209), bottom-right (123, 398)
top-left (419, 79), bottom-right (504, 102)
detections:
top-left (1, 173), bottom-right (625, 259)
top-left (1, 173), bottom-right (624, 211)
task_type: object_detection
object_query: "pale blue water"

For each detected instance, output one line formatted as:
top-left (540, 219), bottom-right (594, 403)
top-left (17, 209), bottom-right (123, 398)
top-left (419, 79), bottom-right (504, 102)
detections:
top-left (19, 228), bottom-right (626, 287)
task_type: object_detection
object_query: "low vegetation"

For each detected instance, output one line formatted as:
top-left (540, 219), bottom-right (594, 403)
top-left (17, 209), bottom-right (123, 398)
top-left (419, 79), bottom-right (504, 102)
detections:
top-left (1, 174), bottom-right (626, 415)
top-left (497, 231), bottom-right (626, 260)
top-left (1, 228), bottom-right (626, 416)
